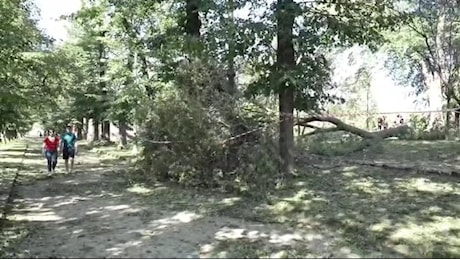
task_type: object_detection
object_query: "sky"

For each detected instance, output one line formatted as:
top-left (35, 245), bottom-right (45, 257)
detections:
top-left (33, 0), bottom-right (419, 114)
top-left (34, 0), bottom-right (81, 43)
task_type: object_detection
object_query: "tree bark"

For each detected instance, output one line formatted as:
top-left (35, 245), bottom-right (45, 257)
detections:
top-left (119, 120), bottom-right (128, 146)
top-left (83, 117), bottom-right (88, 140)
top-left (102, 120), bottom-right (110, 141)
top-left (185, 0), bottom-right (201, 39)
top-left (76, 117), bottom-right (83, 140)
top-left (92, 119), bottom-right (99, 142)
top-left (226, 0), bottom-right (237, 95)
top-left (276, 0), bottom-right (296, 176)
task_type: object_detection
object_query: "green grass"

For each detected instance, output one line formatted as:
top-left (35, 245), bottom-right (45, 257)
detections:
top-left (207, 140), bottom-right (460, 258)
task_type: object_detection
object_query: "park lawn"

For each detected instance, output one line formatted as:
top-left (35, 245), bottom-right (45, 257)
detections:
top-left (209, 165), bottom-right (459, 258)
top-left (205, 140), bottom-right (460, 258)
top-left (112, 139), bottom-right (460, 258)
top-left (352, 139), bottom-right (460, 162)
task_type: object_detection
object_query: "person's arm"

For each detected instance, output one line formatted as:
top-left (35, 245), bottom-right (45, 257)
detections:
top-left (56, 137), bottom-right (60, 154)
top-left (74, 135), bottom-right (78, 154)
top-left (42, 139), bottom-right (47, 155)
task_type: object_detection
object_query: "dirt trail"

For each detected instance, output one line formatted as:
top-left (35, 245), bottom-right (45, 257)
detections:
top-left (2, 139), bottom-right (337, 258)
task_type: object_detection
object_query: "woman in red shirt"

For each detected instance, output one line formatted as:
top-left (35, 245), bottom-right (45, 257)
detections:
top-left (43, 129), bottom-right (60, 175)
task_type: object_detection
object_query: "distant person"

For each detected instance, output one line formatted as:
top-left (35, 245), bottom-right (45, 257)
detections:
top-left (377, 117), bottom-right (383, 130)
top-left (43, 129), bottom-right (59, 176)
top-left (61, 125), bottom-right (78, 174)
top-left (382, 116), bottom-right (389, 129)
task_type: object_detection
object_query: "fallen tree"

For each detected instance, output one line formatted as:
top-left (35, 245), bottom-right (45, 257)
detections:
top-left (296, 115), bottom-right (411, 152)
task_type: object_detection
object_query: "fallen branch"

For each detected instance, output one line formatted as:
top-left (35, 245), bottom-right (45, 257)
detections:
top-left (296, 115), bottom-right (410, 139)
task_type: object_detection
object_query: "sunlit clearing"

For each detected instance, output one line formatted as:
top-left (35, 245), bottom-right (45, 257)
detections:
top-left (10, 211), bottom-right (63, 221)
top-left (391, 217), bottom-right (460, 241)
top-left (220, 197), bottom-right (241, 205)
top-left (396, 178), bottom-right (459, 195)
top-left (106, 240), bottom-right (143, 256)
top-left (145, 211), bottom-right (201, 228)
top-left (388, 216), bottom-right (460, 256)
top-left (342, 170), bottom-right (357, 177)
top-left (342, 166), bottom-right (359, 171)
top-left (127, 184), bottom-right (153, 195)
top-left (214, 227), bottom-right (303, 246)
top-left (104, 205), bottom-right (130, 210)
top-left (346, 177), bottom-right (391, 194)
top-left (369, 218), bottom-right (393, 232)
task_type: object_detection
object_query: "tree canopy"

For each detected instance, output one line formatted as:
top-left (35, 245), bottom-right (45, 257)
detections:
top-left (2, 0), bottom-right (458, 186)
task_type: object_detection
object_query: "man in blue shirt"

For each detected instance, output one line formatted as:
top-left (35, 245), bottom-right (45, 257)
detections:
top-left (60, 125), bottom-right (78, 174)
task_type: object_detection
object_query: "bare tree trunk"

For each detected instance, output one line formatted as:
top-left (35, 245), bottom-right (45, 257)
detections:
top-left (92, 119), bottom-right (99, 142)
top-left (102, 120), bottom-right (110, 141)
top-left (82, 117), bottom-right (88, 140)
top-left (119, 120), bottom-right (128, 146)
top-left (226, 0), bottom-right (236, 95)
top-left (455, 107), bottom-right (460, 133)
top-left (77, 117), bottom-right (83, 140)
top-left (445, 93), bottom-right (451, 138)
top-left (276, 0), bottom-right (296, 177)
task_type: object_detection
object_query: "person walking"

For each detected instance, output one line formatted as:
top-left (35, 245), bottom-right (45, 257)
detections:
top-left (42, 129), bottom-right (60, 176)
top-left (61, 125), bottom-right (78, 174)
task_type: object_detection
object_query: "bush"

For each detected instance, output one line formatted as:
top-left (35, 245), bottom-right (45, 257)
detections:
top-left (398, 114), bottom-right (446, 141)
top-left (137, 62), bottom-right (280, 194)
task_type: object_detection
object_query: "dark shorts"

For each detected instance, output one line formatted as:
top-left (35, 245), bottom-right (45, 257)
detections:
top-left (62, 148), bottom-right (75, 160)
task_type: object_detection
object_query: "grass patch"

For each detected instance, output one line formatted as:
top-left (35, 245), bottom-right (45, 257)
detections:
top-left (207, 238), bottom-right (322, 258)
top-left (214, 143), bottom-right (460, 258)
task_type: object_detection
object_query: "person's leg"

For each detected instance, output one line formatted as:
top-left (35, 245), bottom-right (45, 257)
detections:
top-left (45, 151), bottom-right (52, 173)
top-left (51, 151), bottom-right (58, 173)
top-left (63, 148), bottom-right (70, 173)
top-left (69, 149), bottom-right (75, 173)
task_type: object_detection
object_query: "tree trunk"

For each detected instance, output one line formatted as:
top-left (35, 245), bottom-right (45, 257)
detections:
top-left (98, 30), bottom-right (109, 141)
top-left (276, 0), bottom-right (296, 176)
top-left (92, 119), bottom-right (99, 142)
top-left (226, 0), bottom-right (236, 95)
top-left (455, 106), bottom-right (460, 132)
top-left (119, 120), bottom-right (128, 146)
top-left (185, 0), bottom-right (201, 39)
top-left (445, 92), bottom-right (451, 138)
top-left (83, 117), bottom-right (88, 140)
top-left (102, 120), bottom-right (110, 141)
top-left (77, 117), bottom-right (83, 140)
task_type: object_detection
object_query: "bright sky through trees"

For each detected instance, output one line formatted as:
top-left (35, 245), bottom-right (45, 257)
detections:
top-left (33, 0), bottom-right (419, 113)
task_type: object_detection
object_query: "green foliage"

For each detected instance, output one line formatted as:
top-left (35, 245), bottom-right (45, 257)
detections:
top-left (138, 62), bottom-right (280, 193)
top-left (399, 114), bottom-right (446, 140)
top-left (0, 0), bottom-right (51, 134)
top-left (1, 0), bottom-right (411, 189)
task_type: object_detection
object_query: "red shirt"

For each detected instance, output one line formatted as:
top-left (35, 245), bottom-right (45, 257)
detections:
top-left (44, 136), bottom-right (60, 151)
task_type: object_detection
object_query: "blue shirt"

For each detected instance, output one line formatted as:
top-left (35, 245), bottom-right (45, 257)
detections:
top-left (62, 132), bottom-right (77, 149)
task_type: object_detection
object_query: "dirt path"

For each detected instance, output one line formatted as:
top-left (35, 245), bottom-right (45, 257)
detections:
top-left (2, 139), bottom-right (338, 258)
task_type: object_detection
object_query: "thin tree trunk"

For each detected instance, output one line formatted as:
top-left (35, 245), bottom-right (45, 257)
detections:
top-left (83, 117), bottom-right (88, 140)
top-left (276, 0), bottom-right (296, 177)
top-left (93, 119), bottom-right (99, 142)
top-left (102, 120), bottom-right (110, 141)
top-left (77, 117), bottom-right (83, 140)
top-left (119, 120), bottom-right (128, 146)
top-left (226, 0), bottom-right (236, 95)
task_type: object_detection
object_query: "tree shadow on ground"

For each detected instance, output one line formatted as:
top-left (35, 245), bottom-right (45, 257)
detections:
top-left (6, 168), bottom-right (333, 258)
top-left (215, 159), bottom-right (460, 258)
